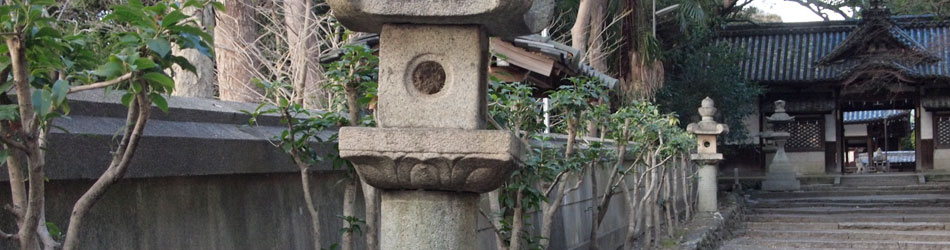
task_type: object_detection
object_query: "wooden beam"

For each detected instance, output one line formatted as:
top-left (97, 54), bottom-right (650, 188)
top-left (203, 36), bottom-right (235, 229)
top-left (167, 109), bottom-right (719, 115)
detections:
top-left (490, 38), bottom-right (555, 76)
top-left (489, 66), bottom-right (530, 83)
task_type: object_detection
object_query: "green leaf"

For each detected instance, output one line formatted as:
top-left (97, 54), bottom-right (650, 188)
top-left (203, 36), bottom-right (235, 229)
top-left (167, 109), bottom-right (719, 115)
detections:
top-left (121, 93), bottom-right (135, 107)
top-left (94, 61), bottom-right (124, 77)
top-left (149, 93), bottom-right (168, 113)
top-left (170, 55), bottom-right (197, 73)
top-left (52, 80), bottom-right (69, 106)
top-left (128, 0), bottom-right (144, 8)
top-left (162, 10), bottom-right (188, 28)
top-left (0, 104), bottom-right (19, 121)
top-left (33, 26), bottom-right (61, 38)
top-left (133, 58), bottom-right (157, 70)
top-left (142, 72), bottom-right (174, 91)
top-left (32, 89), bottom-right (52, 119)
top-left (146, 38), bottom-right (171, 57)
top-left (211, 1), bottom-right (225, 11)
top-left (45, 222), bottom-right (61, 238)
top-left (167, 25), bottom-right (213, 45)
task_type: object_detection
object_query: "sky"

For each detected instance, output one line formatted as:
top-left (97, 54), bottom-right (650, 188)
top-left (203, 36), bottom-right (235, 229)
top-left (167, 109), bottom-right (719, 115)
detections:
top-left (749, 0), bottom-right (851, 22)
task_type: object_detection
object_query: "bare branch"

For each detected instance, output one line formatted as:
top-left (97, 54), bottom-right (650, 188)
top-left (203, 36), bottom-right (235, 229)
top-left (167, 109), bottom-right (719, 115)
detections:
top-left (478, 208), bottom-right (506, 241)
top-left (0, 227), bottom-right (15, 240)
top-left (62, 91), bottom-right (149, 250)
top-left (69, 73), bottom-right (133, 94)
top-left (0, 134), bottom-right (27, 152)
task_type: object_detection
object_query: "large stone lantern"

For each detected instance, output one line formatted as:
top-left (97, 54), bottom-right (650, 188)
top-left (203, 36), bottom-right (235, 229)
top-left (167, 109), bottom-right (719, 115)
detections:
top-left (328, 0), bottom-right (553, 249)
top-left (686, 97), bottom-right (728, 213)
top-left (761, 100), bottom-right (801, 191)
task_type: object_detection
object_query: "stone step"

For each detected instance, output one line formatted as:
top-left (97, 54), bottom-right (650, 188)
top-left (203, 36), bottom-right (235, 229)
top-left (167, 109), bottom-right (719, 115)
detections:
top-left (751, 201), bottom-right (950, 208)
top-left (839, 174), bottom-right (921, 187)
top-left (746, 214), bottom-right (950, 223)
top-left (750, 190), bottom-right (950, 199)
top-left (720, 246), bottom-right (856, 250)
top-left (745, 229), bottom-right (950, 242)
top-left (722, 238), bottom-right (950, 249)
top-left (802, 184), bottom-right (950, 192)
top-left (749, 194), bottom-right (950, 206)
top-left (752, 206), bottom-right (950, 215)
top-left (745, 222), bottom-right (950, 231)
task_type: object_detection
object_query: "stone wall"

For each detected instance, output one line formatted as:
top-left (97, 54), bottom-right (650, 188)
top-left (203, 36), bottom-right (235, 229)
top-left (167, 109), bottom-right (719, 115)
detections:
top-left (0, 92), bottom-right (640, 250)
top-left (933, 149), bottom-right (950, 171)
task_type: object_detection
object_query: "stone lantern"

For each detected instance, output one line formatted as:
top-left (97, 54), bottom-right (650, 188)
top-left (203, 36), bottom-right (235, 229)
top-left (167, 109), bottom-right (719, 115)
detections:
top-left (686, 97), bottom-right (728, 213)
top-left (761, 100), bottom-right (801, 191)
top-left (328, 0), bottom-right (553, 249)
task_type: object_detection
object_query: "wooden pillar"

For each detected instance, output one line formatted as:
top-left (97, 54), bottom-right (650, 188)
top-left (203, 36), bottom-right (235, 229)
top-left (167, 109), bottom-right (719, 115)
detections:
top-left (836, 89), bottom-right (845, 174)
top-left (918, 87), bottom-right (935, 171)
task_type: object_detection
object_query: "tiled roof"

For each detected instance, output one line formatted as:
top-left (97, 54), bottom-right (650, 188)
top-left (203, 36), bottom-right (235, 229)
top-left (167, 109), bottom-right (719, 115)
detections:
top-left (718, 15), bottom-right (950, 84)
top-left (843, 109), bottom-right (909, 123)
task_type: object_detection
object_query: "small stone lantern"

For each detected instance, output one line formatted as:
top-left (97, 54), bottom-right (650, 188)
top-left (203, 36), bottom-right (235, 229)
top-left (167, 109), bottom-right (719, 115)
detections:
top-left (686, 97), bottom-right (728, 213)
top-left (761, 100), bottom-right (801, 191)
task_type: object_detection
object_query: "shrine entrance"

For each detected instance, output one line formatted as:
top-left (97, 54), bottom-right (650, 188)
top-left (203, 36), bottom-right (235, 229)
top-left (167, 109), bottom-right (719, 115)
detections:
top-left (841, 108), bottom-right (916, 174)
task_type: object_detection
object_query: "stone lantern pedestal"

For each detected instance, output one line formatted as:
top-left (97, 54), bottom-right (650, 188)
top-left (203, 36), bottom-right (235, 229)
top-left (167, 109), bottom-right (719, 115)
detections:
top-left (687, 97), bottom-right (728, 213)
top-left (328, 0), bottom-right (552, 249)
top-left (761, 100), bottom-right (801, 191)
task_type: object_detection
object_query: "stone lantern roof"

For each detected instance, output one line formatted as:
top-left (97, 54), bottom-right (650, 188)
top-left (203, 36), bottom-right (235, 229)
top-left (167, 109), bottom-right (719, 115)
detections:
top-left (687, 97), bottom-right (729, 136)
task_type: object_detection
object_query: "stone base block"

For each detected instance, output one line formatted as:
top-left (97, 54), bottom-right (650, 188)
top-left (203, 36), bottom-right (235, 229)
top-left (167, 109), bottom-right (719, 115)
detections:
top-left (381, 190), bottom-right (478, 250)
top-left (762, 171), bottom-right (801, 191)
top-left (338, 127), bottom-right (523, 193)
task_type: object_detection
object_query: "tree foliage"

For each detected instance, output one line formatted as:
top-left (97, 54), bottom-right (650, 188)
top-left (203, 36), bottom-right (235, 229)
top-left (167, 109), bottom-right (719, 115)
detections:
top-left (0, 0), bottom-right (215, 249)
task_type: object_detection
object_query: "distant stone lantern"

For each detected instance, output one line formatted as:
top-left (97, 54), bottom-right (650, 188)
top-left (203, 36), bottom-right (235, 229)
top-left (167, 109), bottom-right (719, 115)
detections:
top-left (761, 100), bottom-right (801, 191)
top-left (687, 97), bottom-right (728, 213)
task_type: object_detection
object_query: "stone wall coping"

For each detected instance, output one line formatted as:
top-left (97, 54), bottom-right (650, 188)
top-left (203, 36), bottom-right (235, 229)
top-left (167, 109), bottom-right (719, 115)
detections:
top-left (0, 92), bottom-right (635, 181)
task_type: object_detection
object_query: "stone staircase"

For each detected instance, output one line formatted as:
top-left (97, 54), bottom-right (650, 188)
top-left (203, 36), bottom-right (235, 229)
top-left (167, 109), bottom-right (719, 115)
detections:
top-left (720, 176), bottom-right (950, 250)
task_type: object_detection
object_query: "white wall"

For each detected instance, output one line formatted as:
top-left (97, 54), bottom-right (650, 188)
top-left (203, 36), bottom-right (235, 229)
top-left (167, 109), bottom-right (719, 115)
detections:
top-left (825, 114), bottom-right (836, 142)
top-left (787, 151), bottom-right (826, 175)
top-left (844, 124), bottom-right (868, 137)
top-left (922, 110), bottom-right (934, 140)
top-left (934, 149), bottom-right (950, 171)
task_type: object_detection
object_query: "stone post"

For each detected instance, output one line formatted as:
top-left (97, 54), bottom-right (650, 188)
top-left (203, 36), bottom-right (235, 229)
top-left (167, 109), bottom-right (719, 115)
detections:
top-left (687, 97), bottom-right (728, 213)
top-left (761, 100), bottom-right (802, 191)
top-left (327, 1), bottom-right (553, 249)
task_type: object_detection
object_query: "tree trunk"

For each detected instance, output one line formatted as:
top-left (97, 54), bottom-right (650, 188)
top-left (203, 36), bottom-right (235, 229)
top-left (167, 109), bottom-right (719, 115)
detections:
top-left (341, 179), bottom-right (358, 250)
top-left (4, 143), bottom-right (26, 228)
top-left (663, 166), bottom-right (674, 237)
top-left (284, 0), bottom-right (326, 108)
top-left (359, 179), bottom-right (379, 250)
top-left (587, 0), bottom-right (608, 72)
top-left (621, 177), bottom-right (635, 250)
top-left (297, 165), bottom-right (323, 250)
top-left (588, 166), bottom-right (600, 250)
top-left (215, 0), bottom-right (262, 102)
top-left (172, 6), bottom-right (216, 98)
top-left (509, 190), bottom-right (524, 250)
top-left (488, 189), bottom-right (508, 250)
top-left (63, 93), bottom-right (151, 250)
top-left (571, 0), bottom-right (593, 53)
top-left (540, 180), bottom-right (564, 250)
top-left (8, 35), bottom-right (44, 250)
top-left (671, 160), bottom-right (680, 224)
top-left (342, 76), bottom-right (379, 250)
